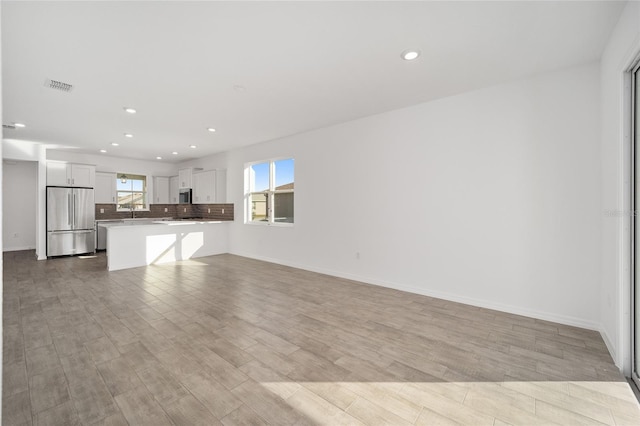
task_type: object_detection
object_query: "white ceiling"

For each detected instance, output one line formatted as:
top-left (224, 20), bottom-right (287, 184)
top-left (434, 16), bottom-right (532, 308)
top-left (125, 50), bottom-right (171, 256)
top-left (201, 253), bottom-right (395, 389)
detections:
top-left (2, 1), bottom-right (626, 163)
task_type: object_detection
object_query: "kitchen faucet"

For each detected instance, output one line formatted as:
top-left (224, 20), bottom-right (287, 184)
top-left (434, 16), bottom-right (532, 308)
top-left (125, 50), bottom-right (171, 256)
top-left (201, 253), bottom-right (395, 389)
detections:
top-left (131, 210), bottom-right (136, 219)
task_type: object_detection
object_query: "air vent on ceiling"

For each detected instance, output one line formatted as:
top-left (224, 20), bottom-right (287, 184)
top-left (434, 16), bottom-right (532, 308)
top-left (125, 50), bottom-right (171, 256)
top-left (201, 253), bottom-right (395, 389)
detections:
top-left (45, 79), bottom-right (73, 92)
top-left (2, 124), bottom-right (16, 129)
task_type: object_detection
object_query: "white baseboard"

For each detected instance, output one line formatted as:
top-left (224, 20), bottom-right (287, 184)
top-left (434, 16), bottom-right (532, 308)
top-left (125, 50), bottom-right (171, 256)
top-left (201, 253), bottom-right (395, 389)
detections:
top-left (230, 250), bottom-right (602, 331)
top-left (3, 245), bottom-right (36, 252)
top-left (600, 327), bottom-right (621, 370)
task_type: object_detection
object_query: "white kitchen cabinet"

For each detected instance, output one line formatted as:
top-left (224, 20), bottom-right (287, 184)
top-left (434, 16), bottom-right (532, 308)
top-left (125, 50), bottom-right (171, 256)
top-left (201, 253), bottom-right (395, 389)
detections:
top-left (71, 164), bottom-right (95, 187)
top-left (215, 169), bottom-right (226, 203)
top-left (178, 168), bottom-right (192, 189)
top-left (153, 177), bottom-right (170, 204)
top-left (169, 176), bottom-right (179, 204)
top-left (193, 170), bottom-right (216, 204)
top-left (46, 162), bottom-right (69, 186)
top-left (47, 162), bottom-right (96, 188)
top-left (95, 172), bottom-right (117, 203)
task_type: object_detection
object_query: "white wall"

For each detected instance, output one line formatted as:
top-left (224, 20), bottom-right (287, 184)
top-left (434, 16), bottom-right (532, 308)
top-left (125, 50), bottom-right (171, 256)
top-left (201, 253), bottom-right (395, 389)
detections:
top-left (600, 1), bottom-right (640, 373)
top-left (3, 140), bottom-right (47, 259)
top-left (46, 150), bottom-right (177, 177)
top-left (178, 151), bottom-right (228, 172)
top-left (2, 161), bottom-right (37, 251)
top-left (203, 62), bottom-right (603, 330)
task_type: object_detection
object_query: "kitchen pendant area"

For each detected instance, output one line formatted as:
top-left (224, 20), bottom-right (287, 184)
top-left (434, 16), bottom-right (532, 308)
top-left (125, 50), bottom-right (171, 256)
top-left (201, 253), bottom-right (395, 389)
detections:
top-left (8, 158), bottom-right (235, 267)
top-left (93, 166), bottom-right (233, 270)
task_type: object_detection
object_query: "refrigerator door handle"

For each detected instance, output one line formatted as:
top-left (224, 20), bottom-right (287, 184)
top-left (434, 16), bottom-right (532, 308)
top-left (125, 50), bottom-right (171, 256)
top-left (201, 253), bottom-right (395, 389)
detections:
top-left (49, 230), bottom-right (92, 234)
top-left (68, 194), bottom-right (72, 226)
top-left (74, 193), bottom-right (77, 228)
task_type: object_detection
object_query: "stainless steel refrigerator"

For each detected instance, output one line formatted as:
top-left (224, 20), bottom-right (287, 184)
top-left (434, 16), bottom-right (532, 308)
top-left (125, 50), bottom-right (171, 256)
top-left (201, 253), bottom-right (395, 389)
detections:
top-left (47, 186), bottom-right (95, 256)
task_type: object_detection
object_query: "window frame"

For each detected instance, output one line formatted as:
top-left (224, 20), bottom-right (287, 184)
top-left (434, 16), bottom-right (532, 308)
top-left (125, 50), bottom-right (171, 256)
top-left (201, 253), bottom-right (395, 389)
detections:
top-left (115, 173), bottom-right (149, 212)
top-left (245, 158), bottom-right (294, 226)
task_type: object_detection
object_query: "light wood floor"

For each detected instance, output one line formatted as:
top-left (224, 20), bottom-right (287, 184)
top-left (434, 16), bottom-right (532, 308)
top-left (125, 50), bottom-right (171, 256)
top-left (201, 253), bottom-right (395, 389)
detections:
top-left (3, 250), bottom-right (640, 425)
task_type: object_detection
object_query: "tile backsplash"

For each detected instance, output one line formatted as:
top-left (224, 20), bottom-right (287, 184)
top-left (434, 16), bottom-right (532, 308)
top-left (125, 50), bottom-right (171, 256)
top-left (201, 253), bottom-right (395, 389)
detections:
top-left (95, 203), bottom-right (234, 221)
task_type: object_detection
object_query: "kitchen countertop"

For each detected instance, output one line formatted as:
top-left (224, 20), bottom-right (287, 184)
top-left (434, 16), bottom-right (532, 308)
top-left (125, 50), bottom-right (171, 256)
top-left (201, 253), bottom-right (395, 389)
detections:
top-left (96, 217), bottom-right (173, 223)
top-left (98, 219), bottom-right (226, 227)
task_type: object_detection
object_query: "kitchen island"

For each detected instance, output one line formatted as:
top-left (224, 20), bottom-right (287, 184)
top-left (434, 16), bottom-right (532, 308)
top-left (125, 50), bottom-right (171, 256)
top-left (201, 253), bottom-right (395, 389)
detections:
top-left (101, 220), bottom-right (229, 271)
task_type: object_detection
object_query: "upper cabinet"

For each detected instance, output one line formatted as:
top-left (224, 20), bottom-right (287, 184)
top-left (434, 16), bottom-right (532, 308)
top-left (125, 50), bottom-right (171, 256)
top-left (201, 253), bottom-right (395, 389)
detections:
top-left (71, 164), bottom-right (95, 187)
top-left (95, 172), bottom-right (116, 204)
top-left (169, 176), bottom-right (179, 204)
top-left (152, 177), bottom-right (170, 204)
top-left (192, 170), bottom-right (213, 204)
top-left (178, 168), bottom-right (192, 189)
top-left (216, 169), bottom-right (226, 203)
top-left (46, 162), bottom-right (69, 186)
top-left (193, 169), bottom-right (226, 204)
top-left (47, 162), bottom-right (95, 188)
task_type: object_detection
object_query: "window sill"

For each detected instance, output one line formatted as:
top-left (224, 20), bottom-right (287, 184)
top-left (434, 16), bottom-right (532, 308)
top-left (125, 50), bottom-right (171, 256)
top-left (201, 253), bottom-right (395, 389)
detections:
top-left (245, 221), bottom-right (294, 227)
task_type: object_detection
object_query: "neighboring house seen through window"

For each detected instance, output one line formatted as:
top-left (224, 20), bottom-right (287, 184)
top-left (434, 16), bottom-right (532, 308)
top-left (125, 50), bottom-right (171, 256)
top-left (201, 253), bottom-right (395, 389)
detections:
top-left (246, 159), bottom-right (294, 224)
top-left (117, 173), bottom-right (147, 211)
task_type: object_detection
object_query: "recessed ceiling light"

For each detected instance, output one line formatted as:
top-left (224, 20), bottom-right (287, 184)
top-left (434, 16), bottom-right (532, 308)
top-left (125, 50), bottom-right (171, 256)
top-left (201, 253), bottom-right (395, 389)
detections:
top-left (172, 151), bottom-right (178, 155)
top-left (156, 156), bottom-right (162, 160)
top-left (14, 122), bottom-right (26, 128)
top-left (124, 133), bottom-right (133, 138)
top-left (100, 149), bottom-right (107, 153)
top-left (189, 145), bottom-right (197, 149)
top-left (111, 142), bottom-right (119, 146)
top-left (401, 49), bottom-right (420, 61)
top-left (233, 85), bottom-right (246, 92)
top-left (207, 128), bottom-right (216, 132)
top-left (123, 107), bottom-right (137, 114)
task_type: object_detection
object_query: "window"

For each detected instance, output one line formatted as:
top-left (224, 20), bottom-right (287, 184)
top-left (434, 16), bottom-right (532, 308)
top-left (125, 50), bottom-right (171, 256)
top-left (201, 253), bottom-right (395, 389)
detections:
top-left (246, 158), bottom-right (294, 224)
top-left (116, 173), bottom-right (147, 211)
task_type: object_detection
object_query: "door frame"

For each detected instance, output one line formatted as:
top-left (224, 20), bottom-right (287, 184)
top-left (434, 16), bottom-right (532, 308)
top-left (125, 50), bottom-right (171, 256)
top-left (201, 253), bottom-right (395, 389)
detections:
top-left (630, 57), bottom-right (640, 387)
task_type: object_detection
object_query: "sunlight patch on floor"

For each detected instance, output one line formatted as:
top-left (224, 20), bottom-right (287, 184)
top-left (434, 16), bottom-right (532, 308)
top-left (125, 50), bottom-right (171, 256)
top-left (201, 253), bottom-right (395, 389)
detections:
top-left (258, 381), bottom-right (640, 425)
